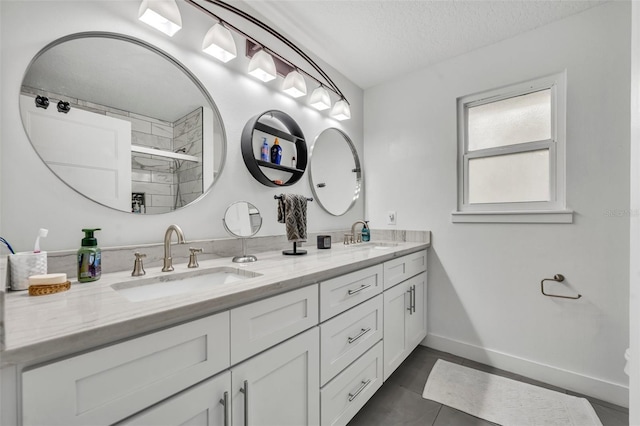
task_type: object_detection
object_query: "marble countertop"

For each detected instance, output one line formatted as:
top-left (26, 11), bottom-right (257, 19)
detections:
top-left (2, 240), bottom-right (429, 367)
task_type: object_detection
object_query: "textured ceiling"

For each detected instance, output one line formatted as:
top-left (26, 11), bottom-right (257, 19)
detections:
top-left (244, 0), bottom-right (607, 89)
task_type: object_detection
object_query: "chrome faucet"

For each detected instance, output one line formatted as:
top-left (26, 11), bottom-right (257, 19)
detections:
top-left (346, 220), bottom-right (368, 244)
top-left (162, 224), bottom-right (186, 272)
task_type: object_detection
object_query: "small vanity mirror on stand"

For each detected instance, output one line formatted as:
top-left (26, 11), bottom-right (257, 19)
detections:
top-left (223, 201), bottom-right (262, 263)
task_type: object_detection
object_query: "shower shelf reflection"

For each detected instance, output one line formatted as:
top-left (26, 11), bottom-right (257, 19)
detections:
top-left (131, 145), bottom-right (201, 162)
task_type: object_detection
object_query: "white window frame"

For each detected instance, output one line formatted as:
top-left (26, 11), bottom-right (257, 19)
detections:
top-left (452, 72), bottom-right (573, 224)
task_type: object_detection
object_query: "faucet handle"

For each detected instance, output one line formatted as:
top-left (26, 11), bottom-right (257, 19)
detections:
top-left (188, 247), bottom-right (203, 268)
top-left (132, 252), bottom-right (146, 276)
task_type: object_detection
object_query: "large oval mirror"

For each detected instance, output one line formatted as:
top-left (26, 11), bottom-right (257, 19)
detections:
top-left (309, 128), bottom-right (362, 216)
top-left (19, 32), bottom-right (226, 214)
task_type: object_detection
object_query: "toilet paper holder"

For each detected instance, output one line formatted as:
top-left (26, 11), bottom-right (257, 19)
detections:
top-left (540, 274), bottom-right (582, 300)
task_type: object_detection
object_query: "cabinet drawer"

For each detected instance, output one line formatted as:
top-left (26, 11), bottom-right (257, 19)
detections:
top-left (320, 294), bottom-right (383, 385)
top-left (320, 341), bottom-right (383, 426)
top-left (22, 312), bottom-right (230, 426)
top-left (231, 284), bottom-right (319, 364)
top-left (320, 264), bottom-right (383, 321)
top-left (119, 371), bottom-right (231, 426)
top-left (383, 250), bottom-right (427, 290)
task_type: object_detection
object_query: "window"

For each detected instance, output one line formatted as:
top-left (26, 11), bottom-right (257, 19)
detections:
top-left (453, 73), bottom-right (572, 223)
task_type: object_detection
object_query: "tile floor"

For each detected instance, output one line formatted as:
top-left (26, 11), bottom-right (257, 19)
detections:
top-left (347, 346), bottom-right (629, 426)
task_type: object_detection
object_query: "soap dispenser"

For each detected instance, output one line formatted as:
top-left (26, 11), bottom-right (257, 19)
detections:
top-left (270, 137), bottom-right (282, 165)
top-left (78, 228), bottom-right (102, 283)
top-left (361, 221), bottom-right (371, 242)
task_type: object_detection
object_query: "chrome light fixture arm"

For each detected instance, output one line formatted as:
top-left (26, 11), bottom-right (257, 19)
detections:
top-left (184, 0), bottom-right (348, 104)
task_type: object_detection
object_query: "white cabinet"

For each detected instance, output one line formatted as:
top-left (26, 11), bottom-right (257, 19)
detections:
top-left (319, 264), bottom-right (383, 322)
top-left (320, 342), bottom-right (384, 426)
top-left (231, 284), bottom-right (319, 364)
top-left (320, 295), bottom-right (383, 385)
top-left (120, 371), bottom-right (231, 426)
top-left (383, 250), bottom-right (427, 290)
top-left (383, 271), bottom-right (427, 380)
top-left (22, 312), bottom-right (230, 426)
top-left (231, 327), bottom-right (320, 426)
top-left (17, 247), bottom-right (428, 426)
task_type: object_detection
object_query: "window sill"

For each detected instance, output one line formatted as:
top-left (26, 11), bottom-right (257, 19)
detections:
top-left (451, 210), bottom-right (573, 224)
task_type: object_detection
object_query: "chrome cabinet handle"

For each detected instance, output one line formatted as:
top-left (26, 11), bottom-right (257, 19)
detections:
top-left (407, 288), bottom-right (413, 314)
top-left (348, 379), bottom-right (371, 402)
top-left (239, 380), bottom-right (249, 426)
top-left (348, 284), bottom-right (372, 295)
top-left (348, 327), bottom-right (371, 344)
top-left (219, 391), bottom-right (229, 426)
top-left (411, 285), bottom-right (416, 314)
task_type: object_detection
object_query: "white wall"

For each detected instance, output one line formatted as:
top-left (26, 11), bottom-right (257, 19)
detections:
top-left (365, 2), bottom-right (630, 406)
top-left (630, 2), bottom-right (640, 423)
top-left (0, 0), bottom-right (364, 252)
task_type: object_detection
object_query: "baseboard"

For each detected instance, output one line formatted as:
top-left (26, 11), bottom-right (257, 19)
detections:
top-left (424, 333), bottom-right (629, 408)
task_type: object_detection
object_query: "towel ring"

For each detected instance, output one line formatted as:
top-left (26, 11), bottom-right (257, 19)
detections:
top-left (540, 274), bottom-right (581, 300)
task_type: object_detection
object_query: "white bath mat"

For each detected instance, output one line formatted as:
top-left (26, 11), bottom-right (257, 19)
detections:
top-left (422, 360), bottom-right (603, 426)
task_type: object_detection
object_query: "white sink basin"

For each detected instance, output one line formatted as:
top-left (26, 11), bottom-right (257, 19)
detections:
top-left (112, 267), bottom-right (262, 302)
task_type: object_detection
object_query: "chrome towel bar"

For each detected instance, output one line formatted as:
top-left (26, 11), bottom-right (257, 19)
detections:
top-left (540, 274), bottom-right (581, 300)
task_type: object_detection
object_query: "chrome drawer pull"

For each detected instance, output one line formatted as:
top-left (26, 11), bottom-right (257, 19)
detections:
top-left (348, 284), bottom-right (372, 295)
top-left (240, 380), bottom-right (249, 426)
top-left (348, 379), bottom-right (371, 402)
top-left (407, 288), bottom-right (413, 314)
top-left (348, 327), bottom-right (371, 344)
top-left (219, 391), bottom-right (229, 426)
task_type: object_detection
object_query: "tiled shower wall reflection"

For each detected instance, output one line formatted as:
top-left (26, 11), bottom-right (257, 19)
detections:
top-left (173, 108), bottom-right (204, 209)
top-left (130, 108), bottom-right (203, 214)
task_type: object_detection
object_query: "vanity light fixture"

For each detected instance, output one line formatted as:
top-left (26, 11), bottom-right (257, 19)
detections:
top-left (144, 0), bottom-right (351, 120)
top-left (202, 22), bottom-right (237, 63)
top-left (330, 99), bottom-right (351, 121)
top-left (282, 70), bottom-right (307, 98)
top-left (138, 0), bottom-right (182, 37)
top-left (247, 49), bottom-right (277, 82)
top-left (310, 86), bottom-right (331, 111)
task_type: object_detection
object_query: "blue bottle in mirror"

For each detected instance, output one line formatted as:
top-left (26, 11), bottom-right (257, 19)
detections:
top-left (270, 138), bottom-right (282, 165)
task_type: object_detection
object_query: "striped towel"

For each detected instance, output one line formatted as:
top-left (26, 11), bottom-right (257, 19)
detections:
top-left (277, 194), bottom-right (307, 242)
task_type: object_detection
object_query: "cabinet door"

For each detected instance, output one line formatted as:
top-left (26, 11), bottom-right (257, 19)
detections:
top-left (231, 327), bottom-right (320, 426)
top-left (320, 342), bottom-right (384, 426)
top-left (319, 264), bottom-right (383, 322)
top-left (119, 371), bottom-right (231, 426)
top-left (383, 281), bottom-right (410, 381)
top-left (231, 284), bottom-right (319, 364)
top-left (23, 312), bottom-right (230, 426)
top-left (320, 295), bottom-right (383, 385)
top-left (406, 272), bottom-right (428, 349)
top-left (383, 250), bottom-right (427, 290)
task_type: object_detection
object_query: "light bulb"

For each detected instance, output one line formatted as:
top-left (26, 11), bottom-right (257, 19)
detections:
top-left (138, 0), bottom-right (182, 36)
top-left (248, 49), bottom-right (277, 82)
top-left (310, 86), bottom-right (331, 111)
top-left (282, 70), bottom-right (307, 98)
top-left (330, 99), bottom-right (351, 121)
top-left (202, 23), bottom-right (237, 63)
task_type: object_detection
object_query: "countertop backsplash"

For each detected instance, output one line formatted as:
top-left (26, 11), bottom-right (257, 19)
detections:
top-left (41, 229), bottom-right (430, 279)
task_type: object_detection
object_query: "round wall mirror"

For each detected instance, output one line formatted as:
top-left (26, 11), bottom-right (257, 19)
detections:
top-left (309, 128), bottom-right (362, 216)
top-left (223, 201), bottom-right (262, 263)
top-left (19, 32), bottom-right (226, 214)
